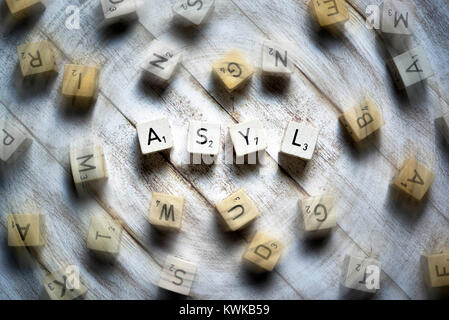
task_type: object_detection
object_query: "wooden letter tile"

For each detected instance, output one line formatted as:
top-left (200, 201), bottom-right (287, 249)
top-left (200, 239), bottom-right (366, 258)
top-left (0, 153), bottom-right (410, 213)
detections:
top-left (229, 120), bottom-right (267, 158)
top-left (187, 121), bottom-right (220, 156)
top-left (158, 255), bottom-right (197, 296)
top-left (0, 118), bottom-right (32, 163)
top-left (389, 46), bottom-right (434, 88)
top-left (62, 64), bottom-right (100, 99)
top-left (141, 40), bottom-right (182, 83)
top-left (393, 158), bottom-right (434, 200)
top-left (17, 40), bottom-right (57, 77)
top-left (42, 266), bottom-right (88, 300)
top-left (299, 195), bottom-right (336, 232)
top-left (215, 189), bottom-right (259, 231)
top-left (101, 0), bottom-right (138, 23)
top-left (212, 50), bottom-right (254, 92)
top-left (312, 0), bottom-right (349, 27)
top-left (262, 40), bottom-right (293, 77)
top-left (149, 192), bottom-right (184, 231)
top-left (339, 98), bottom-right (384, 142)
top-left (381, 0), bottom-right (413, 35)
top-left (8, 214), bottom-right (45, 247)
top-left (243, 232), bottom-right (284, 272)
top-left (172, 0), bottom-right (215, 26)
top-left (341, 255), bottom-right (381, 293)
top-left (280, 121), bottom-right (319, 160)
top-left (70, 144), bottom-right (108, 190)
top-left (422, 252), bottom-right (449, 288)
top-left (86, 216), bottom-right (122, 255)
top-left (6, 0), bottom-right (45, 19)
top-left (136, 118), bottom-right (173, 155)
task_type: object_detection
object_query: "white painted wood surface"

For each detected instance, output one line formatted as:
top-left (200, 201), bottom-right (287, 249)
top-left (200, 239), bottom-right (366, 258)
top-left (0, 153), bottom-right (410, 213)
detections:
top-left (0, 0), bottom-right (448, 299)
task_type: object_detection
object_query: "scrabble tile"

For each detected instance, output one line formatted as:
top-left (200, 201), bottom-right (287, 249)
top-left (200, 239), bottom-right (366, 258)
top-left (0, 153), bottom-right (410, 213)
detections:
top-left (215, 189), bottom-right (259, 231)
top-left (8, 214), bottom-right (45, 247)
top-left (262, 40), bottom-right (293, 77)
top-left (0, 118), bottom-right (32, 163)
top-left (158, 255), bottom-right (197, 296)
top-left (141, 40), bottom-right (182, 83)
top-left (339, 98), bottom-right (384, 142)
top-left (62, 64), bottom-right (100, 99)
top-left (243, 232), bottom-right (284, 272)
top-left (172, 0), bottom-right (215, 26)
top-left (136, 118), bottom-right (173, 155)
top-left (42, 266), bottom-right (88, 300)
top-left (393, 158), bottom-right (434, 200)
top-left (149, 192), bottom-right (184, 231)
top-left (381, 0), bottom-right (413, 35)
top-left (17, 40), bottom-right (57, 77)
top-left (280, 121), bottom-right (319, 160)
top-left (101, 0), bottom-right (138, 23)
top-left (86, 216), bottom-right (122, 255)
top-left (299, 195), bottom-right (336, 232)
top-left (436, 112), bottom-right (449, 144)
top-left (389, 47), bottom-right (434, 88)
top-left (70, 145), bottom-right (108, 189)
top-left (229, 120), bottom-right (267, 158)
top-left (341, 255), bottom-right (381, 293)
top-left (212, 50), bottom-right (254, 92)
top-left (187, 121), bottom-right (220, 156)
top-left (6, 0), bottom-right (45, 19)
top-left (422, 252), bottom-right (449, 288)
top-left (312, 0), bottom-right (349, 27)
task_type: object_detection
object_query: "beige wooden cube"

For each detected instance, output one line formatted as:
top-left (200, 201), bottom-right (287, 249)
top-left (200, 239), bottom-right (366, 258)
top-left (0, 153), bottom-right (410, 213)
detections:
top-left (1, 118), bottom-right (32, 163)
top-left (312, 0), bottom-right (349, 27)
top-left (6, 0), bottom-right (45, 19)
top-left (339, 98), bottom-right (384, 142)
top-left (8, 214), bottom-right (45, 247)
top-left (101, 0), bottom-right (139, 23)
top-left (17, 41), bottom-right (57, 77)
top-left (280, 121), bottom-right (319, 160)
top-left (215, 189), bottom-right (259, 231)
top-left (158, 255), bottom-right (197, 296)
top-left (172, 0), bottom-right (215, 26)
top-left (422, 252), bottom-right (449, 288)
top-left (212, 50), bottom-right (254, 92)
top-left (86, 216), bottom-right (122, 255)
top-left (136, 118), bottom-right (173, 155)
top-left (149, 192), bottom-right (184, 231)
top-left (229, 120), bottom-right (267, 158)
top-left (299, 195), bottom-right (336, 232)
top-left (70, 145), bottom-right (108, 188)
top-left (393, 158), bottom-right (434, 200)
top-left (42, 266), bottom-right (88, 300)
top-left (341, 254), bottom-right (381, 293)
top-left (381, 0), bottom-right (413, 35)
top-left (243, 232), bottom-right (284, 272)
top-left (62, 64), bottom-right (100, 99)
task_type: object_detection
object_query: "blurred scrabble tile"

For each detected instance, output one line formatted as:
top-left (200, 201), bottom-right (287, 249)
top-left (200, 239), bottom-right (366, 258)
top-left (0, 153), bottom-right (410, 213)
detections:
top-left (436, 112), bottom-right (449, 144)
top-left (8, 214), bottom-right (45, 247)
top-left (339, 98), bottom-right (384, 142)
top-left (243, 232), bottom-right (284, 272)
top-left (187, 121), bottom-right (220, 156)
top-left (393, 158), bottom-right (434, 200)
top-left (6, 0), bottom-right (45, 19)
top-left (262, 40), bottom-right (293, 77)
top-left (422, 252), bottom-right (449, 288)
top-left (0, 118), bottom-right (32, 163)
top-left (229, 120), bottom-right (267, 158)
top-left (141, 40), bottom-right (182, 83)
top-left (136, 118), bottom-right (173, 155)
top-left (312, 0), bottom-right (349, 27)
top-left (158, 255), bottom-right (197, 296)
top-left (149, 192), bottom-right (184, 231)
top-left (62, 64), bottom-right (100, 100)
top-left (101, 0), bottom-right (138, 23)
top-left (388, 47), bottom-right (434, 89)
top-left (341, 255), bottom-right (381, 293)
top-left (299, 195), bottom-right (336, 232)
top-left (70, 144), bottom-right (108, 191)
top-left (42, 266), bottom-right (87, 300)
top-left (215, 189), bottom-right (259, 231)
top-left (17, 40), bottom-right (57, 77)
top-left (86, 216), bottom-right (122, 255)
top-left (280, 121), bottom-right (319, 160)
top-left (172, 0), bottom-right (215, 26)
top-left (381, 0), bottom-right (413, 35)
top-left (212, 50), bottom-right (254, 92)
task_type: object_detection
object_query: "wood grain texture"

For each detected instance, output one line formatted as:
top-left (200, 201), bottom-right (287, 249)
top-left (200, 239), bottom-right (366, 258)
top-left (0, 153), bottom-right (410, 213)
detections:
top-left (0, 0), bottom-right (447, 299)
